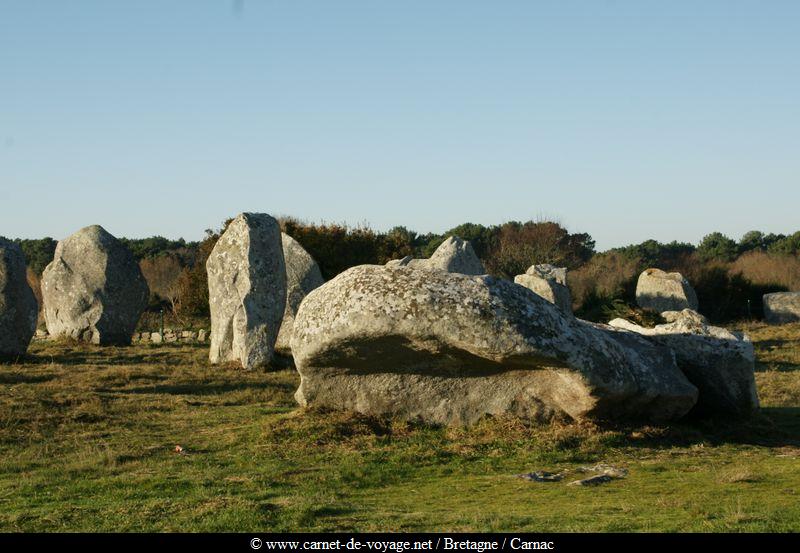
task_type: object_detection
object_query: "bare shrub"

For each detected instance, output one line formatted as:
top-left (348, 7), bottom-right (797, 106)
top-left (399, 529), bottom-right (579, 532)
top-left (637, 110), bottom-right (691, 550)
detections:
top-left (568, 251), bottom-right (641, 308)
top-left (730, 251), bottom-right (800, 291)
top-left (139, 255), bottom-right (184, 311)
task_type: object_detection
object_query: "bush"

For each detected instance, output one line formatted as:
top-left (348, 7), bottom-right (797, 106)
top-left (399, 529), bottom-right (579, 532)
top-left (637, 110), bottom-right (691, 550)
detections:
top-left (611, 239), bottom-right (695, 270)
top-left (729, 251), bottom-right (800, 292)
top-left (569, 251), bottom-right (641, 313)
top-left (691, 264), bottom-right (785, 323)
top-left (484, 221), bottom-right (595, 278)
top-left (140, 255), bottom-right (184, 311)
top-left (14, 238), bottom-right (57, 275)
top-left (174, 228), bottom-right (221, 317)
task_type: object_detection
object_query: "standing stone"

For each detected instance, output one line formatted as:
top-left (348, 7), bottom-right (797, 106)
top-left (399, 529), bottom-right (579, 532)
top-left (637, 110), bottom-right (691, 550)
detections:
top-left (422, 237), bottom-right (485, 275)
top-left (514, 264), bottom-right (572, 314)
top-left (635, 268), bottom-right (698, 312)
top-left (386, 236), bottom-right (485, 275)
top-left (197, 329), bottom-right (207, 342)
top-left (763, 292), bottom-right (800, 324)
top-left (274, 233), bottom-right (325, 357)
top-left (41, 225), bottom-right (149, 345)
top-left (0, 238), bottom-right (38, 357)
top-left (206, 213), bottom-right (286, 370)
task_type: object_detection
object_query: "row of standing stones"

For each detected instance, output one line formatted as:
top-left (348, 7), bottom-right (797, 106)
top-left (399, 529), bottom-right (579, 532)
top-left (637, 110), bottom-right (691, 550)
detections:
top-left (2, 214), bottom-right (799, 425)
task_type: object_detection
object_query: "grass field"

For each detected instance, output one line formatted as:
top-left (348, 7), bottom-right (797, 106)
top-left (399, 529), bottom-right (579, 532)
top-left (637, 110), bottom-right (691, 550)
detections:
top-left (1, 322), bottom-right (799, 532)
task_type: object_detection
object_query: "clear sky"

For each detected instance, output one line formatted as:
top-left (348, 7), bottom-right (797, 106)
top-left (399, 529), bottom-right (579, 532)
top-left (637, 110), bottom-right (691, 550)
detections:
top-left (2, 1), bottom-right (798, 250)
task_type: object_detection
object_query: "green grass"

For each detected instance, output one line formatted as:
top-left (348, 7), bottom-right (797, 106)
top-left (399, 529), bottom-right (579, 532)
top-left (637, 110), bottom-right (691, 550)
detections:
top-left (1, 323), bottom-right (800, 532)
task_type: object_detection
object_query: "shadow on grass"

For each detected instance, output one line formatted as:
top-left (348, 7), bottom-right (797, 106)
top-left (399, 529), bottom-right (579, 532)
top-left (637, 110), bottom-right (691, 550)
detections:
top-left (24, 346), bottom-right (200, 368)
top-left (600, 407), bottom-right (800, 450)
top-left (0, 372), bottom-right (58, 385)
top-left (96, 380), bottom-right (296, 396)
top-left (755, 361), bottom-right (800, 373)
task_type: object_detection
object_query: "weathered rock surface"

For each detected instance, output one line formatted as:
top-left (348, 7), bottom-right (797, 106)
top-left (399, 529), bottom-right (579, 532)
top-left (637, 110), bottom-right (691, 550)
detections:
top-left (609, 309), bottom-right (758, 418)
top-left (763, 292), bottom-right (800, 324)
top-left (274, 233), bottom-right (325, 356)
top-left (386, 237), bottom-right (485, 275)
top-left (0, 239), bottom-right (38, 356)
top-left (291, 265), bottom-right (698, 425)
top-left (636, 268), bottom-right (698, 312)
top-left (41, 225), bottom-right (149, 345)
top-left (207, 213), bottom-right (286, 369)
top-left (514, 264), bottom-right (572, 314)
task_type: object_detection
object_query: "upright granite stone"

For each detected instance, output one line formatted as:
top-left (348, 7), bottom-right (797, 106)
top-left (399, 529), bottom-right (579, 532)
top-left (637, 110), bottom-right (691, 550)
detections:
top-left (763, 292), bottom-right (800, 324)
top-left (41, 225), bottom-right (148, 345)
top-left (636, 268), bottom-right (698, 312)
top-left (609, 309), bottom-right (758, 418)
top-left (514, 264), bottom-right (572, 314)
top-left (386, 236), bottom-right (485, 275)
top-left (291, 265), bottom-right (698, 425)
top-left (206, 213), bottom-right (286, 370)
top-left (274, 233), bottom-right (325, 357)
top-left (0, 239), bottom-right (38, 357)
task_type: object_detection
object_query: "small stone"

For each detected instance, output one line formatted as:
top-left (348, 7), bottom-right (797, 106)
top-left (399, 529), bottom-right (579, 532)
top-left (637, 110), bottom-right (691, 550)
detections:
top-left (518, 471), bottom-right (564, 482)
top-left (151, 332), bottom-right (162, 344)
top-left (568, 475), bottom-right (614, 486)
top-left (635, 268), bottom-right (698, 312)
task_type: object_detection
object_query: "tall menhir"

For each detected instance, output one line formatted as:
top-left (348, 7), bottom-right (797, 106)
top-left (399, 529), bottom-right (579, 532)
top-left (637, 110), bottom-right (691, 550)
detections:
top-left (206, 213), bottom-right (286, 370)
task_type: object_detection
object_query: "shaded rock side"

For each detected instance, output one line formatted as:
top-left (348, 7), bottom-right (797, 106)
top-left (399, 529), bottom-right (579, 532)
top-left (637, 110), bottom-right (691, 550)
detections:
top-left (0, 238), bottom-right (38, 356)
top-left (609, 310), bottom-right (758, 418)
top-left (274, 233), bottom-right (325, 356)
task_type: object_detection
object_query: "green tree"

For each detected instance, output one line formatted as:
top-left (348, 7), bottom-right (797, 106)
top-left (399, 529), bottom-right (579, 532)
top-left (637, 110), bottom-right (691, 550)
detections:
top-left (767, 231), bottom-right (800, 256)
top-left (13, 238), bottom-right (57, 274)
top-left (697, 232), bottom-right (738, 262)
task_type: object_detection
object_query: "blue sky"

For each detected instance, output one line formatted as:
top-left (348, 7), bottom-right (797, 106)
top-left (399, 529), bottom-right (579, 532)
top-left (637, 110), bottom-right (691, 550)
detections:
top-left (2, 1), bottom-right (798, 250)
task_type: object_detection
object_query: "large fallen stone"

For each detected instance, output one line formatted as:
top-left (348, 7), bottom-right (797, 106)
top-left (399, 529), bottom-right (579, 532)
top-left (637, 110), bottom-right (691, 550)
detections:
top-left (763, 292), bottom-right (800, 324)
top-left (0, 239), bottom-right (38, 357)
top-left (41, 225), bottom-right (149, 345)
top-left (514, 264), bottom-right (572, 314)
top-left (274, 233), bottom-right (325, 357)
top-left (636, 268), bottom-right (698, 312)
top-left (387, 236), bottom-right (485, 275)
top-left (609, 310), bottom-right (758, 418)
top-left (291, 265), bottom-right (698, 425)
top-left (207, 213), bottom-right (286, 369)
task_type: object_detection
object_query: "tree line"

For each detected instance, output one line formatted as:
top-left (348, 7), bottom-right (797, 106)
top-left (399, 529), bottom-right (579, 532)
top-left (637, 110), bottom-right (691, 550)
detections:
top-left (8, 223), bottom-right (800, 324)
